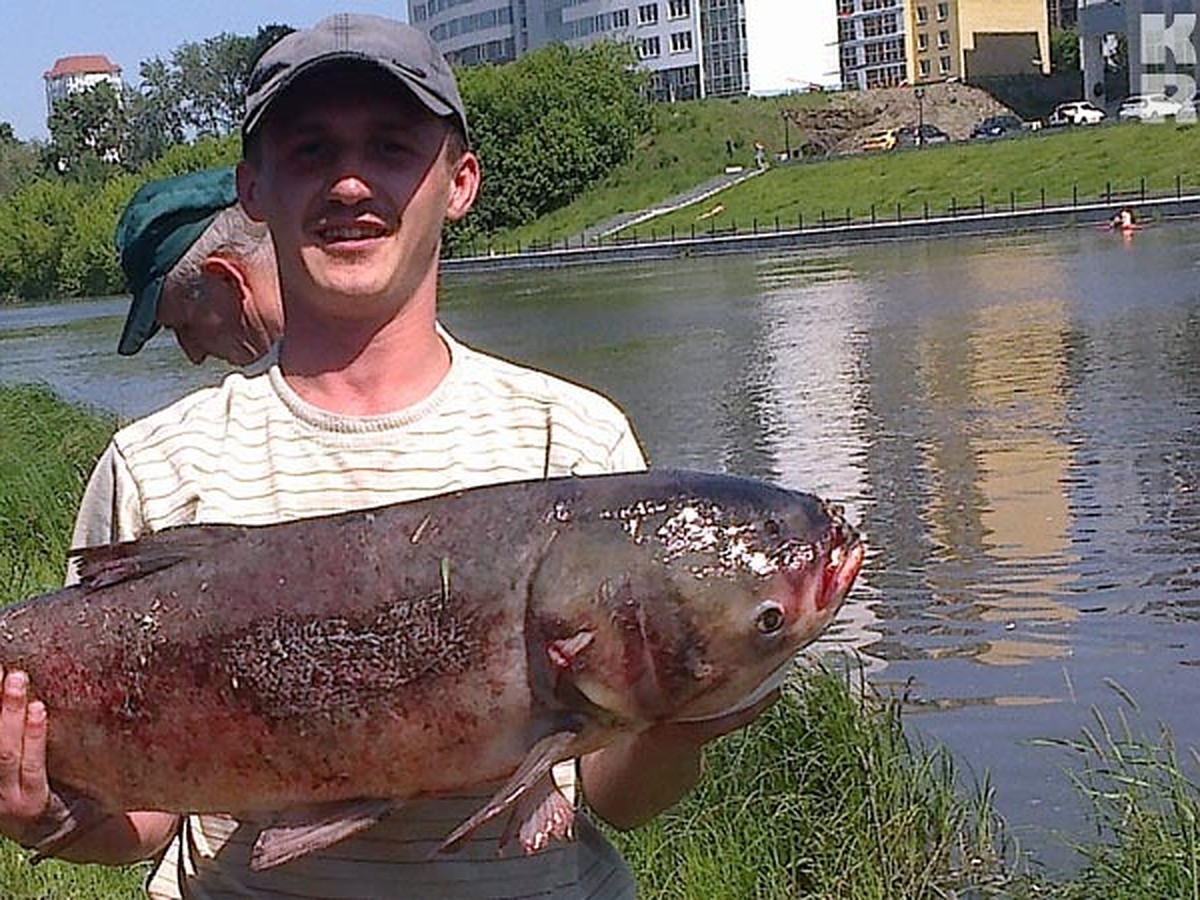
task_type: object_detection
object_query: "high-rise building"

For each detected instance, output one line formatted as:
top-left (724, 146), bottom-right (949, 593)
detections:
top-left (836, 0), bottom-right (908, 90)
top-left (837, 0), bottom-right (1049, 89)
top-left (43, 54), bottom-right (122, 121)
top-left (408, 0), bottom-right (749, 99)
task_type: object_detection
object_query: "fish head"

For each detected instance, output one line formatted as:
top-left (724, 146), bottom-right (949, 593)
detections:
top-left (528, 472), bottom-right (864, 729)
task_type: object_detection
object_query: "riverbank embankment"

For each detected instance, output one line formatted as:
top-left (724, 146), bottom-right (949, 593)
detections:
top-left (444, 193), bottom-right (1200, 274)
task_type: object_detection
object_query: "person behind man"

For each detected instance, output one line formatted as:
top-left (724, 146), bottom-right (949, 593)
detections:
top-left (0, 14), bottom-right (773, 897)
top-left (115, 167), bottom-right (283, 366)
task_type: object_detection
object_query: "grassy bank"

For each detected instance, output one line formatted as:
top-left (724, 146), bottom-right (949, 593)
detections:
top-left (501, 119), bottom-right (1200, 249)
top-left (609, 664), bottom-right (1007, 898)
top-left (630, 122), bottom-right (1200, 240)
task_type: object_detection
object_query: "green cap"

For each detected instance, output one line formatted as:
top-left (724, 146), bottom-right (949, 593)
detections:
top-left (114, 167), bottom-right (239, 355)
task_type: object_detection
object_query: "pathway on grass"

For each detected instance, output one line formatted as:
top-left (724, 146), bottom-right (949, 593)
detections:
top-left (573, 165), bottom-right (766, 244)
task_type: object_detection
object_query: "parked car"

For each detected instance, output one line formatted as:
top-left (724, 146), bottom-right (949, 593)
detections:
top-left (897, 123), bottom-right (951, 147)
top-left (1176, 98), bottom-right (1200, 123)
top-left (970, 114), bottom-right (1026, 140)
top-left (1117, 93), bottom-right (1183, 121)
top-left (1048, 101), bottom-right (1107, 126)
top-left (861, 128), bottom-right (900, 152)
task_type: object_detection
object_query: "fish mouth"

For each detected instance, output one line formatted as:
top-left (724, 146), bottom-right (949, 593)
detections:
top-left (818, 524), bottom-right (864, 613)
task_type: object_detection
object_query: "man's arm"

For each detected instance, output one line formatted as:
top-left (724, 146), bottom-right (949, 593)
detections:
top-left (0, 668), bottom-right (179, 864)
top-left (578, 691), bottom-right (778, 830)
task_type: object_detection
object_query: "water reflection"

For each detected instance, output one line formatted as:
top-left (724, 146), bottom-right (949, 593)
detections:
top-left (2, 223), bottom-right (1199, 865)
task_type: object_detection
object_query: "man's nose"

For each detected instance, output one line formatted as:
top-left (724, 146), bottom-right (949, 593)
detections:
top-left (327, 170), bottom-right (373, 205)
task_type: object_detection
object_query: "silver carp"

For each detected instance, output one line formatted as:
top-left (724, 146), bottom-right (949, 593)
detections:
top-left (1, 470), bottom-right (863, 868)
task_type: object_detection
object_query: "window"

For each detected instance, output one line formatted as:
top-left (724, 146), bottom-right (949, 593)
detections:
top-left (939, 54), bottom-right (952, 75)
top-left (937, 29), bottom-right (949, 48)
top-left (670, 30), bottom-right (693, 52)
top-left (837, 0), bottom-right (854, 13)
top-left (936, 2), bottom-right (948, 21)
top-left (916, 32), bottom-right (928, 52)
top-left (638, 3), bottom-right (658, 25)
top-left (919, 58), bottom-right (932, 77)
top-left (668, 0), bottom-right (689, 19)
top-left (638, 35), bottom-right (661, 58)
top-left (915, 5), bottom-right (928, 25)
top-left (861, 12), bottom-right (898, 37)
top-left (614, 8), bottom-right (629, 27)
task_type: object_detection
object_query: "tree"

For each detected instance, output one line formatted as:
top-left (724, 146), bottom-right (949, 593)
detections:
top-left (46, 82), bottom-right (126, 179)
top-left (167, 33), bottom-right (258, 137)
top-left (450, 40), bottom-right (651, 249)
top-left (1050, 28), bottom-right (1080, 73)
top-left (0, 124), bottom-right (42, 201)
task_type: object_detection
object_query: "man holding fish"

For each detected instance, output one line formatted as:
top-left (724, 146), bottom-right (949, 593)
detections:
top-left (0, 13), bottom-right (798, 898)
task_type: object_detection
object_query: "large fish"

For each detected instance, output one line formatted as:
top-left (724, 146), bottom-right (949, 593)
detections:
top-left (2, 470), bottom-right (863, 868)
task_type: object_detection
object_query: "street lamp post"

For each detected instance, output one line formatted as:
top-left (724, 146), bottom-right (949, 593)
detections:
top-left (782, 110), bottom-right (791, 160)
top-left (914, 87), bottom-right (926, 148)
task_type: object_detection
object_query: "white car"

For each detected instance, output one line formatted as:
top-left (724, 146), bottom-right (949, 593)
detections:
top-left (1049, 101), bottom-right (1107, 126)
top-left (1118, 93), bottom-right (1183, 122)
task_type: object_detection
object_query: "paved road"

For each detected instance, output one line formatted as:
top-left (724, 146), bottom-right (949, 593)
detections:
top-left (572, 165), bottom-right (765, 244)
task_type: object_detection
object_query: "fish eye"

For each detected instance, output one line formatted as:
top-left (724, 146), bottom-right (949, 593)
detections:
top-left (755, 601), bottom-right (786, 635)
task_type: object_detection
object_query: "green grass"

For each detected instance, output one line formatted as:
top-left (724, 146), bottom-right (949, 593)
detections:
top-left (617, 122), bottom-right (1200, 240)
top-left (489, 118), bottom-right (1200, 250)
top-left (0, 384), bottom-right (115, 605)
top-left (608, 662), bottom-right (1010, 899)
top-left (492, 93), bottom-right (832, 248)
top-left (1030, 681), bottom-right (1200, 900)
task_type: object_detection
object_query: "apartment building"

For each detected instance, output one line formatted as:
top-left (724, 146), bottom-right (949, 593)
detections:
top-left (838, 0), bottom-right (1049, 89)
top-left (837, 0), bottom-right (908, 90)
top-left (43, 55), bottom-right (122, 120)
top-left (409, 0), bottom-right (748, 100)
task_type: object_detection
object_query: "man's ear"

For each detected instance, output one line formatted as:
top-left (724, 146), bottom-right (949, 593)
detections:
top-left (445, 151), bottom-right (481, 223)
top-left (201, 256), bottom-right (252, 306)
top-left (236, 160), bottom-right (266, 222)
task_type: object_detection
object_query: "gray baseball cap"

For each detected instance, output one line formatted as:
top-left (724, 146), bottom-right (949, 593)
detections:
top-left (243, 13), bottom-right (468, 142)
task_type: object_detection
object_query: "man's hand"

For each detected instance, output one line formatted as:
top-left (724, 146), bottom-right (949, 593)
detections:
top-left (0, 669), bottom-right (52, 844)
top-left (580, 689), bottom-right (780, 831)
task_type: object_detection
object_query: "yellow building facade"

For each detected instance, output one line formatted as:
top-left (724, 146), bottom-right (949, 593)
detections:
top-left (905, 0), bottom-right (1049, 85)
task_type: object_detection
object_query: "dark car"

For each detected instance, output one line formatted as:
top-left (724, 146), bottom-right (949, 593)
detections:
top-left (897, 123), bottom-right (950, 147)
top-left (971, 114), bottom-right (1025, 140)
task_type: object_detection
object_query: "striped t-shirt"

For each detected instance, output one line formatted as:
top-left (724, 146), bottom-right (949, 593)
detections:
top-left (69, 328), bottom-right (647, 899)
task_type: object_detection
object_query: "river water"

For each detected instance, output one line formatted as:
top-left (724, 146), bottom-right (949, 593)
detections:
top-left (1, 223), bottom-right (1197, 871)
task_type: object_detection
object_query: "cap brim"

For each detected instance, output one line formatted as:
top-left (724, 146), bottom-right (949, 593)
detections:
top-left (117, 276), bottom-right (165, 356)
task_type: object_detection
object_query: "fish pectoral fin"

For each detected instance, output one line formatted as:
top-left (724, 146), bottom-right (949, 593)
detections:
top-left (437, 730), bottom-right (578, 855)
top-left (27, 785), bottom-right (109, 863)
top-left (498, 773), bottom-right (576, 855)
top-left (72, 525), bottom-right (244, 589)
top-left (251, 797), bottom-right (400, 871)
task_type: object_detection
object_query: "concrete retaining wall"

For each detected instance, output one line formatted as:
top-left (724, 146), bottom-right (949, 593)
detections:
top-left (442, 194), bottom-right (1200, 275)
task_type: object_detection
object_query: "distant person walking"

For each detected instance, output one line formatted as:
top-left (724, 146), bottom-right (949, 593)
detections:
top-left (754, 141), bottom-right (766, 169)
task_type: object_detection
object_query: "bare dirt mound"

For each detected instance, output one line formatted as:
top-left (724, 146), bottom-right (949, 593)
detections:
top-left (786, 83), bottom-right (1017, 156)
